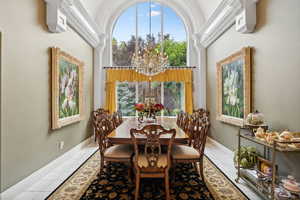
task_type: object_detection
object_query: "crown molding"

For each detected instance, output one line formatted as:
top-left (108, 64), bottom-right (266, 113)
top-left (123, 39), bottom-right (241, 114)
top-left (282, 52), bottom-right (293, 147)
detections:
top-left (199, 0), bottom-right (243, 47)
top-left (44, 0), bottom-right (101, 47)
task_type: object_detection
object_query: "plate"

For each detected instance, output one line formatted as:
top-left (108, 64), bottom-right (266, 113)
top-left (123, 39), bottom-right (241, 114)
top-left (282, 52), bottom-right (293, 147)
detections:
top-left (282, 180), bottom-right (300, 193)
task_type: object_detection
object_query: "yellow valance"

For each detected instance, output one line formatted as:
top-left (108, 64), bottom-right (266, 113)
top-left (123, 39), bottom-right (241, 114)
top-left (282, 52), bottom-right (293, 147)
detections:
top-left (105, 69), bottom-right (193, 114)
top-left (106, 69), bottom-right (193, 83)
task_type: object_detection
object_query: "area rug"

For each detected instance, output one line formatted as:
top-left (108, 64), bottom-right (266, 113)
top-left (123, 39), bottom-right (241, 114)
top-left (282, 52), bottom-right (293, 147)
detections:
top-left (47, 151), bottom-right (247, 200)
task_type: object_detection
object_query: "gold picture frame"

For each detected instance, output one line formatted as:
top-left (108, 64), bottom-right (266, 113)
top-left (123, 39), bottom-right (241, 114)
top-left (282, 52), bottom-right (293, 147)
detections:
top-left (216, 47), bottom-right (252, 126)
top-left (51, 47), bottom-right (84, 129)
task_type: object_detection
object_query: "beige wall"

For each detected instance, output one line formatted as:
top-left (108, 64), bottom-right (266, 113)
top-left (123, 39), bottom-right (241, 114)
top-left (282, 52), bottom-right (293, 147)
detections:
top-left (0, 0), bottom-right (94, 191)
top-left (207, 0), bottom-right (300, 177)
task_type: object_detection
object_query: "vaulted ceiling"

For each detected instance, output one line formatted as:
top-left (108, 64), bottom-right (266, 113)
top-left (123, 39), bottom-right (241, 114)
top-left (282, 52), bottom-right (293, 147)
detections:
top-left (79, 0), bottom-right (222, 33)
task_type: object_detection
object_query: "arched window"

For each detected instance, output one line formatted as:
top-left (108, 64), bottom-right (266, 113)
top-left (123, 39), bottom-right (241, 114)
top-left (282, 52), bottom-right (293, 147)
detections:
top-left (112, 2), bottom-right (187, 66)
top-left (112, 2), bottom-right (187, 117)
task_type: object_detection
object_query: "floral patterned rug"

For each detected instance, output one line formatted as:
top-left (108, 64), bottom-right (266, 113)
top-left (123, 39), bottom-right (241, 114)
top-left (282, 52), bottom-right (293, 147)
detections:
top-left (47, 151), bottom-right (247, 200)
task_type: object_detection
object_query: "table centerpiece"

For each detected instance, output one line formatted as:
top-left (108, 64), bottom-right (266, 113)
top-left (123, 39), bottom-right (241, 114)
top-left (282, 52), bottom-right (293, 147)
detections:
top-left (135, 101), bottom-right (164, 123)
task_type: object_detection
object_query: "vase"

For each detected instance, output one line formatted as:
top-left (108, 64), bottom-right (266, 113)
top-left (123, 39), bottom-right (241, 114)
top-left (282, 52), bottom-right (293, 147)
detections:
top-left (138, 114), bottom-right (144, 123)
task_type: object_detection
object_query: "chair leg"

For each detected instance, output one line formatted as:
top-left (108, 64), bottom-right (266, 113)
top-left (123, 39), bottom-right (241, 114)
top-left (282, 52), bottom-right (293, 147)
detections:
top-left (135, 174), bottom-right (140, 200)
top-left (199, 159), bottom-right (204, 181)
top-left (199, 160), bottom-right (204, 181)
top-left (130, 156), bottom-right (135, 182)
top-left (127, 165), bottom-right (133, 182)
top-left (165, 172), bottom-right (170, 200)
top-left (192, 162), bottom-right (196, 171)
top-left (172, 163), bottom-right (176, 180)
top-left (100, 156), bottom-right (104, 175)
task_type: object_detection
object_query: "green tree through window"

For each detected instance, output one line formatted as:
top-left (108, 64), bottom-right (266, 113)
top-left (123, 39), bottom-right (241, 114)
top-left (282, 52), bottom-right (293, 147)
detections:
top-left (113, 3), bottom-right (187, 116)
top-left (112, 2), bottom-right (187, 66)
top-left (117, 82), bottom-right (184, 117)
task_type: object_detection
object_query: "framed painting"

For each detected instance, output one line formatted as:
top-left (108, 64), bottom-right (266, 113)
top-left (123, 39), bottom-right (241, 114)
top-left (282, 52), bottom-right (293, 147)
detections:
top-left (216, 47), bottom-right (252, 126)
top-left (51, 47), bottom-right (84, 129)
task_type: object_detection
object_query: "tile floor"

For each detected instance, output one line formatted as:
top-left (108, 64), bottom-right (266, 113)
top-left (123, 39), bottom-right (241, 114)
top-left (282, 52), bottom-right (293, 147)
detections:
top-left (1, 142), bottom-right (98, 200)
top-left (1, 138), bottom-right (262, 200)
top-left (205, 138), bottom-right (262, 200)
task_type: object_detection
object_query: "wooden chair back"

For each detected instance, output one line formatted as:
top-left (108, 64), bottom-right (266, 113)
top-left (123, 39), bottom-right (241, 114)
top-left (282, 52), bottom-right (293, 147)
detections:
top-left (95, 118), bottom-right (113, 154)
top-left (116, 111), bottom-right (123, 125)
top-left (192, 108), bottom-right (209, 119)
top-left (176, 111), bottom-right (184, 126)
top-left (111, 111), bottom-right (123, 128)
top-left (92, 108), bottom-right (110, 129)
top-left (192, 116), bottom-right (210, 156)
top-left (96, 108), bottom-right (109, 114)
top-left (185, 115), bottom-right (200, 145)
top-left (130, 124), bottom-right (176, 170)
top-left (180, 112), bottom-right (189, 129)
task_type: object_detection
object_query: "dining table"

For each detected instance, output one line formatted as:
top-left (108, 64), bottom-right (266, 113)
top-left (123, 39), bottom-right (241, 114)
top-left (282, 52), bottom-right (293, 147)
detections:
top-left (107, 117), bottom-right (189, 145)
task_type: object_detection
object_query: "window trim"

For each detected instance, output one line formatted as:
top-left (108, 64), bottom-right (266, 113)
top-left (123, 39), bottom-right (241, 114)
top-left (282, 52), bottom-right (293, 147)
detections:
top-left (110, 2), bottom-right (189, 67)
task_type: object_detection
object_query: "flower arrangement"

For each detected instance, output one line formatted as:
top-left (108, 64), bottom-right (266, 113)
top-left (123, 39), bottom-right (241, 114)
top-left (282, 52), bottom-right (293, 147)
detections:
top-left (134, 102), bottom-right (164, 121)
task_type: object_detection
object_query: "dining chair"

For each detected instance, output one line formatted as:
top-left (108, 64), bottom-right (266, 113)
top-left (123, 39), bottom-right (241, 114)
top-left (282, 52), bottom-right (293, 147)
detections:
top-left (184, 115), bottom-right (198, 146)
top-left (178, 112), bottom-right (189, 130)
top-left (172, 116), bottom-right (210, 180)
top-left (192, 108), bottom-right (210, 119)
top-left (130, 124), bottom-right (176, 200)
top-left (92, 110), bottom-right (107, 142)
top-left (96, 118), bottom-right (133, 176)
top-left (96, 108), bottom-right (109, 114)
top-left (116, 110), bottom-right (123, 125)
top-left (111, 111), bottom-right (123, 128)
top-left (176, 111), bottom-right (184, 126)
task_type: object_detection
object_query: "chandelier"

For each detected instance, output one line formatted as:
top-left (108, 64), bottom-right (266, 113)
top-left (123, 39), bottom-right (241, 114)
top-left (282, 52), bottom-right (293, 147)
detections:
top-left (132, 45), bottom-right (169, 76)
top-left (131, 0), bottom-right (169, 76)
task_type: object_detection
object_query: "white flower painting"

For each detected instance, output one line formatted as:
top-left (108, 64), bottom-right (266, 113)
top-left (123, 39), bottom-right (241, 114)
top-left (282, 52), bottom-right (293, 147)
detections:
top-left (222, 59), bottom-right (244, 118)
top-left (59, 59), bottom-right (79, 118)
top-left (51, 47), bottom-right (84, 129)
top-left (217, 47), bottom-right (252, 126)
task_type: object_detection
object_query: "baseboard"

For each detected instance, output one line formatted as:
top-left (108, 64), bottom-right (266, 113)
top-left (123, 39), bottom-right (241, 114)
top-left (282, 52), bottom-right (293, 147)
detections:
top-left (206, 137), bottom-right (234, 155)
top-left (0, 136), bottom-right (94, 200)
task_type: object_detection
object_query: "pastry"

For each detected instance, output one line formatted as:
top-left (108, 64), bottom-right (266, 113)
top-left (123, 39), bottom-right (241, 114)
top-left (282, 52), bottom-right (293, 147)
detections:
top-left (280, 131), bottom-right (293, 141)
top-left (291, 137), bottom-right (300, 142)
top-left (255, 127), bottom-right (266, 138)
top-left (288, 143), bottom-right (300, 149)
top-left (277, 142), bottom-right (288, 148)
top-left (265, 132), bottom-right (279, 144)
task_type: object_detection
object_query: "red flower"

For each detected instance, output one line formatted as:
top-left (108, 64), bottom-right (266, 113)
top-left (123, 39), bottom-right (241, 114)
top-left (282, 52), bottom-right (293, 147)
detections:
top-left (153, 103), bottom-right (164, 111)
top-left (135, 103), bottom-right (145, 112)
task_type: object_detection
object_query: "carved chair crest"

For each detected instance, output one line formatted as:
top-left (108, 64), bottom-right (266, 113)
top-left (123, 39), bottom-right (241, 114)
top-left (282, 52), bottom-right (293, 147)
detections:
top-left (130, 124), bottom-right (176, 169)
